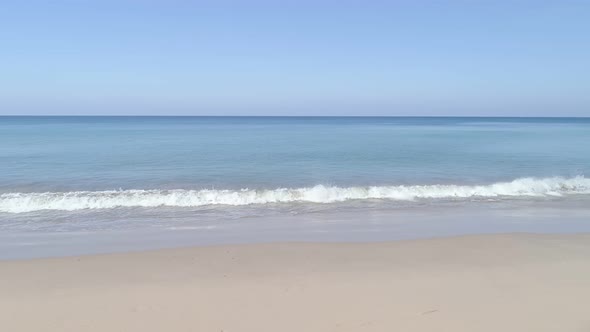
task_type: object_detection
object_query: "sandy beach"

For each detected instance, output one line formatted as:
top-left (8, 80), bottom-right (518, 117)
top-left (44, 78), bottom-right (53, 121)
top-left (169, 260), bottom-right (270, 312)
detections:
top-left (2, 233), bottom-right (590, 332)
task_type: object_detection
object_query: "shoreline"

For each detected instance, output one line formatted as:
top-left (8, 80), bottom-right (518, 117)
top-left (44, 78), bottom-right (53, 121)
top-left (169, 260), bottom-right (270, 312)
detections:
top-left (4, 198), bottom-right (590, 260)
top-left (2, 232), bottom-right (590, 331)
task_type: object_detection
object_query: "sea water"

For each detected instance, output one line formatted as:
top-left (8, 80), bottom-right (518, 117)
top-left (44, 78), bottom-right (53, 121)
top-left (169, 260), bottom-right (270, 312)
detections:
top-left (1, 117), bottom-right (589, 258)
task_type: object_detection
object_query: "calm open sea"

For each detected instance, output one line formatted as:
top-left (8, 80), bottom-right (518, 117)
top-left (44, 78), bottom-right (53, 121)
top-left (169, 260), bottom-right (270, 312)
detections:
top-left (1, 116), bottom-right (589, 258)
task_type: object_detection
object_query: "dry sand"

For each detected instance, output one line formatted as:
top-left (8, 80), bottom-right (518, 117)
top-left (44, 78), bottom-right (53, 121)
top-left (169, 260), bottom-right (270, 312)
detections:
top-left (2, 233), bottom-right (590, 331)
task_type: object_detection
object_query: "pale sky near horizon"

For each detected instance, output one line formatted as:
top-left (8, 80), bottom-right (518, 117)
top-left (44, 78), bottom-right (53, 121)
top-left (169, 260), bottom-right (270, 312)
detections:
top-left (1, 1), bottom-right (589, 116)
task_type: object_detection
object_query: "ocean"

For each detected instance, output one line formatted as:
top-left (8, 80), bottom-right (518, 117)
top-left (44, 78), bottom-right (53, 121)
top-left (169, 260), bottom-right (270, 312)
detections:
top-left (1, 116), bottom-right (589, 258)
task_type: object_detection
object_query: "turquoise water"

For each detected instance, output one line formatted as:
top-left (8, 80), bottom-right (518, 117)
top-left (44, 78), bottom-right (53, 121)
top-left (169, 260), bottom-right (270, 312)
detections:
top-left (1, 116), bottom-right (589, 257)
top-left (2, 117), bottom-right (589, 193)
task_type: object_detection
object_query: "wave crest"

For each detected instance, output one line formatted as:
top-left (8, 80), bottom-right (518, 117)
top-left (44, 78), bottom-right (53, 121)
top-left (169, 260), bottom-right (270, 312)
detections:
top-left (1, 176), bottom-right (589, 213)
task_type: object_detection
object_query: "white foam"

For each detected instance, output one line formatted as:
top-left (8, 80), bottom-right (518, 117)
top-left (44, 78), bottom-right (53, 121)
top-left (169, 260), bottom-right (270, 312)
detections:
top-left (1, 176), bottom-right (589, 213)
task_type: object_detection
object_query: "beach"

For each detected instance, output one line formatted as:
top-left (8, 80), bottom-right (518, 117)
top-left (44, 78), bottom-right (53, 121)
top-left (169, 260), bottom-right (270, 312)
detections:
top-left (2, 117), bottom-right (590, 331)
top-left (2, 233), bottom-right (590, 332)
top-left (3, 0), bottom-right (590, 329)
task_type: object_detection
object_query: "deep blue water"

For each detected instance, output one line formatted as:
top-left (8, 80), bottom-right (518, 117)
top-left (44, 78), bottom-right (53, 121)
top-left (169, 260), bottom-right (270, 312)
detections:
top-left (1, 116), bottom-right (589, 192)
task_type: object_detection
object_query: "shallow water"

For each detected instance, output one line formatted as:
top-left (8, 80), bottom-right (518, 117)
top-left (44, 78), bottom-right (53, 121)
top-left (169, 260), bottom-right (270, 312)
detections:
top-left (1, 116), bottom-right (589, 257)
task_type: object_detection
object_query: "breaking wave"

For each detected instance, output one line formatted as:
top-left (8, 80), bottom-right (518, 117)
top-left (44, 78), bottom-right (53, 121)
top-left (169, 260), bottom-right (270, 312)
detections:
top-left (1, 176), bottom-right (589, 213)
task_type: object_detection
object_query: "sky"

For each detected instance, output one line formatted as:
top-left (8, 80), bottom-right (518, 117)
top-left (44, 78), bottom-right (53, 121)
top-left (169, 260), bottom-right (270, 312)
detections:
top-left (1, 0), bottom-right (589, 116)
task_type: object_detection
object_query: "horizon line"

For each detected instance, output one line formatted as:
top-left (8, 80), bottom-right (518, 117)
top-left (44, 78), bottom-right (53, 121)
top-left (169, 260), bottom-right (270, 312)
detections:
top-left (1, 115), bottom-right (589, 119)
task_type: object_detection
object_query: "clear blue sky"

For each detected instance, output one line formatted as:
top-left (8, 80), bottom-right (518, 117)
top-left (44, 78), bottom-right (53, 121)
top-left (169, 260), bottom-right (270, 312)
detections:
top-left (1, 1), bottom-right (589, 116)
